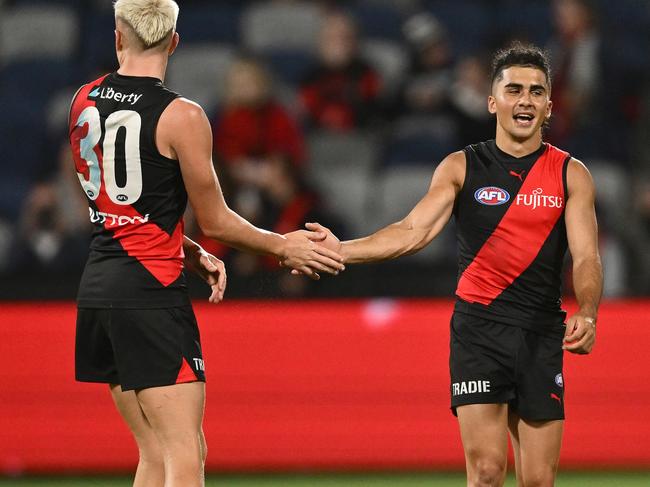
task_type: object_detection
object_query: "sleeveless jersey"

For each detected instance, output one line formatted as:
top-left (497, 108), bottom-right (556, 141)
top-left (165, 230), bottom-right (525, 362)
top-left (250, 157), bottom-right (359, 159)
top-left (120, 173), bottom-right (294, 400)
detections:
top-left (453, 140), bottom-right (570, 330)
top-left (69, 73), bottom-right (189, 308)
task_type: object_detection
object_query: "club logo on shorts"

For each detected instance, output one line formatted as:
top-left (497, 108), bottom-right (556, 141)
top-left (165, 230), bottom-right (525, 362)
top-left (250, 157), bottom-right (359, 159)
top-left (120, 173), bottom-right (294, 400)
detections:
top-left (452, 380), bottom-right (491, 396)
top-left (474, 186), bottom-right (510, 206)
top-left (555, 373), bottom-right (563, 387)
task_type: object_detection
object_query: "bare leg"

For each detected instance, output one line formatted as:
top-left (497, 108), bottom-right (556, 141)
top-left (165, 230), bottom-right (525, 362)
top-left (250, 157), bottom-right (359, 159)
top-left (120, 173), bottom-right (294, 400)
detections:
top-left (110, 384), bottom-right (165, 487)
top-left (136, 382), bottom-right (206, 487)
top-left (508, 411), bottom-right (524, 487)
top-left (457, 404), bottom-right (509, 487)
top-left (508, 411), bottom-right (563, 487)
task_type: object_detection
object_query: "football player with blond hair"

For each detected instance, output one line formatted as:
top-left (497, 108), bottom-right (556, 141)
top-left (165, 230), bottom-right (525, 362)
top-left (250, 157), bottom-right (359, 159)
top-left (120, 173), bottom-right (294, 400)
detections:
top-left (69, 1), bottom-right (344, 486)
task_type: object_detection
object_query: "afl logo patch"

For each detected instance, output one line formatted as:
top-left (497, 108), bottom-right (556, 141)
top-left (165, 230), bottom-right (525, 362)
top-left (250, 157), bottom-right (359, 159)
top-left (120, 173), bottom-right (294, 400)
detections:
top-left (555, 373), bottom-right (564, 388)
top-left (474, 186), bottom-right (510, 206)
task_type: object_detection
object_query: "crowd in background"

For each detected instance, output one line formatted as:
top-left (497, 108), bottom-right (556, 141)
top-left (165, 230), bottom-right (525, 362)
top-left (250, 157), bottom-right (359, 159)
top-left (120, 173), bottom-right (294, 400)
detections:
top-left (0, 0), bottom-right (649, 299)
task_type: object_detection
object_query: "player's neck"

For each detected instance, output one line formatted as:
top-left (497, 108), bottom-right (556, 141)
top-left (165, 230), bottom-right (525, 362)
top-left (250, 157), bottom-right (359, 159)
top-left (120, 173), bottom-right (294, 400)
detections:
top-left (494, 129), bottom-right (543, 158)
top-left (117, 53), bottom-right (168, 81)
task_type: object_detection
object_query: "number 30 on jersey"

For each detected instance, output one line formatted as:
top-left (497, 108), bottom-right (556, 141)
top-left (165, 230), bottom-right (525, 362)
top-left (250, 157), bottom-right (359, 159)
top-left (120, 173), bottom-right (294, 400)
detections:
top-left (74, 106), bottom-right (143, 205)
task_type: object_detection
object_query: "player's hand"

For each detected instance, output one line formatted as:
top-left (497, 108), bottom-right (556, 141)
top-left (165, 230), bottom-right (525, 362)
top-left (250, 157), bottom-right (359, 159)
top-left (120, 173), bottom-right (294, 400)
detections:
top-left (563, 314), bottom-right (596, 354)
top-left (185, 247), bottom-right (227, 303)
top-left (281, 229), bottom-right (345, 280)
top-left (290, 222), bottom-right (343, 277)
top-left (306, 222), bottom-right (342, 253)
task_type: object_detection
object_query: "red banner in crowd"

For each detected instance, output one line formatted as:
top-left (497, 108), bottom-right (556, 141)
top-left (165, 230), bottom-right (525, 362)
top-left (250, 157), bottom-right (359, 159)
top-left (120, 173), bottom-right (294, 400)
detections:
top-left (1, 299), bottom-right (649, 474)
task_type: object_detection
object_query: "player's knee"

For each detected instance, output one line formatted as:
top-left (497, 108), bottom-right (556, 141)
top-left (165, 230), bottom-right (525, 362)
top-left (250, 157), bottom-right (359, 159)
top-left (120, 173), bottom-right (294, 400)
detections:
top-left (136, 439), bottom-right (164, 469)
top-left (468, 455), bottom-right (507, 487)
top-left (520, 467), bottom-right (556, 487)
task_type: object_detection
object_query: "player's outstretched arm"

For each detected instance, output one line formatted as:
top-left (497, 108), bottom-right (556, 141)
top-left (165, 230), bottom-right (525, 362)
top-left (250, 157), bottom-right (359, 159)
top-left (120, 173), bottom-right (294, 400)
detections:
top-left (563, 158), bottom-right (603, 354)
top-left (158, 98), bottom-right (344, 280)
top-left (309, 151), bottom-right (465, 265)
top-left (182, 235), bottom-right (226, 303)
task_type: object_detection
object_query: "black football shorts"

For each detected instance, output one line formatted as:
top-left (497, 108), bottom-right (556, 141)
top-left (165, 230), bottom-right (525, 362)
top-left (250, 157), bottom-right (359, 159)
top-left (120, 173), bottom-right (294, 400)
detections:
top-left (75, 306), bottom-right (206, 391)
top-left (449, 312), bottom-right (565, 421)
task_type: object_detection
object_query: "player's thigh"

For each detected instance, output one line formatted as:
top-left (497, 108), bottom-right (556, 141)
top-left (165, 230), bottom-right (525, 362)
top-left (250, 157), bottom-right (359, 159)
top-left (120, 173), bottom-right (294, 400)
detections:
top-left (110, 306), bottom-right (206, 392)
top-left (110, 384), bottom-right (162, 458)
top-left (456, 403), bottom-right (510, 461)
top-left (508, 410), bottom-right (563, 484)
top-left (136, 382), bottom-right (205, 451)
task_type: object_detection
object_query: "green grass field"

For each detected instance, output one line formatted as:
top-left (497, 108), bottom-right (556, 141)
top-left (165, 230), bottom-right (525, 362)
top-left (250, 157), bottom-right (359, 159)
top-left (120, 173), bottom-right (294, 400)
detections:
top-left (1, 472), bottom-right (648, 486)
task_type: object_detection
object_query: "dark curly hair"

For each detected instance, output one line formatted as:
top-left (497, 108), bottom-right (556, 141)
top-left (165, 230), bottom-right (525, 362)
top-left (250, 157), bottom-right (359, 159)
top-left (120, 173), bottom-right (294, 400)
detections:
top-left (491, 41), bottom-right (552, 90)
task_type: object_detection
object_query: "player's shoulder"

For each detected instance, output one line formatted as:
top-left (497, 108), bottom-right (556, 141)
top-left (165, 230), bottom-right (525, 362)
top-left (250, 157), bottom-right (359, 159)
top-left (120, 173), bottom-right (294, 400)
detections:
top-left (433, 150), bottom-right (467, 188)
top-left (160, 97), bottom-right (210, 129)
top-left (439, 150), bottom-right (467, 172)
top-left (566, 157), bottom-right (595, 196)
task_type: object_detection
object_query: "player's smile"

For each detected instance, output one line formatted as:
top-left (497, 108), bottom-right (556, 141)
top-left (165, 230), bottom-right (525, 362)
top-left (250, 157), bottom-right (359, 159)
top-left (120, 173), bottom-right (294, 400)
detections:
top-left (513, 111), bottom-right (536, 128)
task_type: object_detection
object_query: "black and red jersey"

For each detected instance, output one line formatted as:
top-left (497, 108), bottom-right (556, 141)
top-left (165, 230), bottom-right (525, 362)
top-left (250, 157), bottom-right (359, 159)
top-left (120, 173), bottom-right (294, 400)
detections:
top-left (69, 73), bottom-right (188, 308)
top-left (453, 140), bottom-right (570, 330)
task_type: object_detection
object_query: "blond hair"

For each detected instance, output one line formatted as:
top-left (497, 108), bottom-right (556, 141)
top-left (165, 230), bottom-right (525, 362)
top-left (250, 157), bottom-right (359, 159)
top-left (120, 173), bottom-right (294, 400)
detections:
top-left (114, 0), bottom-right (179, 49)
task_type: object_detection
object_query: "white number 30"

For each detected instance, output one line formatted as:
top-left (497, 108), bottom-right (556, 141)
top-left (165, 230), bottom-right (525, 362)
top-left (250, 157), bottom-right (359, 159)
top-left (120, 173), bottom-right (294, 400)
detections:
top-left (74, 106), bottom-right (143, 205)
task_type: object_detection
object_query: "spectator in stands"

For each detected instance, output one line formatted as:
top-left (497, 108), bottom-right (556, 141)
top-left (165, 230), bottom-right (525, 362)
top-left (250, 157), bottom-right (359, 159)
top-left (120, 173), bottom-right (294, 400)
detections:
top-left (448, 54), bottom-right (494, 147)
top-left (211, 57), bottom-right (305, 220)
top-left (299, 11), bottom-right (382, 132)
top-left (397, 12), bottom-right (453, 117)
top-left (17, 138), bottom-right (90, 272)
top-left (204, 58), bottom-right (342, 294)
top-left (546, 0), bottom-right (601, 149)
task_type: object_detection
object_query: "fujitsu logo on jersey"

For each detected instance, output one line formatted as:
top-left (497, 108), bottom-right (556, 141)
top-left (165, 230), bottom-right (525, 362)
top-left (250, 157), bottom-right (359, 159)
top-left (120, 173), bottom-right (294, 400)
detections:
top-left (89, 86), bottom-right (143, 105)
top-left (515, 188), bottom-right (564, 210)
top-left (89, 207), bottom-right (149, 227)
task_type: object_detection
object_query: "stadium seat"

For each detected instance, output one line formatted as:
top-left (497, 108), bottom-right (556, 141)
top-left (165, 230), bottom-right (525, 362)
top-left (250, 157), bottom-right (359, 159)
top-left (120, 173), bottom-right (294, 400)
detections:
top-left (175, 4), bottom-right (242, 44)
top-left (241, 2), bottom-right (323, 53)
top-left (166, 43), bottom-right (236, 115)
top-left (46, 87), bottom-right (78, 135)
top-left (425, 0), bottom-right (490, 57)
top-left (0, 59), bottom-right (80, 104)
top-left (587, 160), bottom-right (631, 230)
top-left (308, 131), bottom-right (379, 176)
top-left (0, 4), bottom-right (78, 64)
top-left (312, 167), bottom-right (374, 235)
top-left (360, 39), bottom-right (409, 97)
top-left (78, 10), bottom-right (117, 74)
top-left (307, 131), bottom-right (380, 233)
top-left (262, 48), bottom-right (317, 87)
top-left (384, 115), bottom-right (458, 167)
top-left (349, 2), bottom-right (405, 41)
top-left (0, 95), bottom-right (45, 221)
top-left (496, 1), bottom-right (553, 46)
top-left (370, 166), bottom-right (454, 262)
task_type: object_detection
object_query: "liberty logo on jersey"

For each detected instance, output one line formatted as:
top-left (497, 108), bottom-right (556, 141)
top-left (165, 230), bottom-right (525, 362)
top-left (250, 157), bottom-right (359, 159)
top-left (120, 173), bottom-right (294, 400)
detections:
top-left (474, 186), bottom-right (510, 206)
top-left (89, 86), bottom-right (143, 106)
top-left (515, 188), bottom-right (564, 210)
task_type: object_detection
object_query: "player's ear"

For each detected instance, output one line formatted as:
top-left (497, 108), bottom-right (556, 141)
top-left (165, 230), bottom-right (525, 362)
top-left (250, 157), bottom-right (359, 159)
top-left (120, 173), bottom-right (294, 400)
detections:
top-left (115, 29), bottom-right (124, 53)
top-left (168, 32), bottom-right (179, 56)
top-left (487, 95), bottom-right (497, 114)
top-left (546, 99), bottom-right (553, 120)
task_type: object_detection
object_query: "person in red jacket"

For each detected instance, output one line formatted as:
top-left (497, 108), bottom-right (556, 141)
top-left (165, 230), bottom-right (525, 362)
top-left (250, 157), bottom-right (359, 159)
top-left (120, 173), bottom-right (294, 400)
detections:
top-left (299, 12), bottom-right (382, 131)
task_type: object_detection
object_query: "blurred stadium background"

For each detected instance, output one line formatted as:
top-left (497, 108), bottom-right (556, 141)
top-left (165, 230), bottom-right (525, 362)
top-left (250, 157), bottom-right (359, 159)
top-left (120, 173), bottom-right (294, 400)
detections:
top-left (0, 0), bottom-right (649, 485)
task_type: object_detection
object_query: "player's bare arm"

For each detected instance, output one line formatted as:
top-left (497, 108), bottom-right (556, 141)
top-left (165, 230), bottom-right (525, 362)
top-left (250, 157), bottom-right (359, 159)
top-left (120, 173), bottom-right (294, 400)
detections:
top-left (308, 151), bottom-right (465, 264)
top-left (158, 98), bottom-right (345, 280)
top-left (182, 235), bottom-right (226, 303)
top-left (563, 158), bottom-right (603, 354)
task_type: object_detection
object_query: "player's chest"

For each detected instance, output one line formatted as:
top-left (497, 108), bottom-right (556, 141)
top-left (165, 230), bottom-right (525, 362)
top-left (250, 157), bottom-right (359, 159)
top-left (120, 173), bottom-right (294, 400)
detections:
top-left (466, 164), bottom-right (565, 226)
